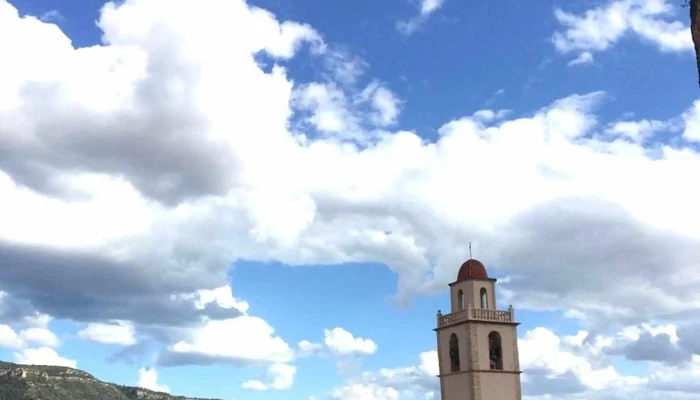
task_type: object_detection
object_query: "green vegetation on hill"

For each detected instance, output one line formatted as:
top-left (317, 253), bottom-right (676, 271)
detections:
top-left (0, 361), bottom-right (220, 400)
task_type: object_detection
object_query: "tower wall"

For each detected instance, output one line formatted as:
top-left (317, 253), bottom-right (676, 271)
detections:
top-left (436, 325), bottom-right (470, 375)
top-left (474, 323), bottom-right (518, 371)
top-left (450, 279), bottom-right (497, 312)
top-left (437, 258), bottom-right (522, 400)
top-left (442, 373), bottom-right (473, 400)
top-left (476, 371), bottom-right (522, 400)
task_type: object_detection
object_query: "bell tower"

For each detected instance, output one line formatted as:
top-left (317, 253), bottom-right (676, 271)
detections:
top-left (434, 259), bottom-right (522, 400)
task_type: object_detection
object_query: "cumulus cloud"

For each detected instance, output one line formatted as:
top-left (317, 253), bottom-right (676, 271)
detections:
top-left (137, 367), bottom-right (170, 393)
top-left (38, 9), bottom-right (62, 22)
top-left (358, 81), bottom-right (402, 127)
top-left (242, 363), bottom-right (296, 391)
top-left (647, 354), bottom-right (700, 394)
top-left (158, 315), bottom-right (294, 367)
top-left (328, 323), bottom-right (700, 400)
top-left (0, 316), bottom-right (60, 350)
top-left (298, 328), bottom-right (378, 359)
top-left (519, 327), bottom-right (644, 392)
top-left (568, 51), bottom-right (594, 66)
top-left (297, 340), bottom-right (324, 358)
top-left (329, 351), bottom-right (438, 399)
top-left (19, 327), bottom-right (60, 348)
top-left (291, 79), bottom-right (401, 141)
top-left (518, 324), bottom-right (700, 399)
top-left (1, 1), bottom-right (700, 392)
top-left (0, 325), bottom-right (25, 349)
top-left (14, 347), bottom-right (77, 368)
top-left (682, 99), bottom-right (700, 142)
top-left (396, 0), bottom-right (446, 35)
top-left (0, 0), bottom-right (317, 348)
top-left (552, 0), bottom-right (692, 61)
top-left (78, 321), bottom-right (137, 346)
top-left (323, 49), bottom-right (369, 86)
top-left (0, 0), bottom-right (322, 207)
top-left (324, 328), bottom-right (378, 357)
top-left (0, 292), bottom-right (37, 323)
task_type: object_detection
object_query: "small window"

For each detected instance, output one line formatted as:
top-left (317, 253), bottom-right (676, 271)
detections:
top-left (449, 333), bottom-right (460, 372)
top-left (488, 331), bottom-right (503, 370)
top-left (480, 288), bottom-right (488, 309)
top-left (457, 290), bottom-right (464, 311)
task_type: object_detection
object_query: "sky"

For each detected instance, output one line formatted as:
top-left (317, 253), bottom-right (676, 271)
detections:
top-left (0, 0), bottom-right (700, 399)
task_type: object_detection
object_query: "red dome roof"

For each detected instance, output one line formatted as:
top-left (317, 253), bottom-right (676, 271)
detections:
top-left (457, 259), bottom-right (488, 281)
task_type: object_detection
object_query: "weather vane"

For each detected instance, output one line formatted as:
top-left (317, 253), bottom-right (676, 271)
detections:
top-left (469, 242), bottom-right (472, 259)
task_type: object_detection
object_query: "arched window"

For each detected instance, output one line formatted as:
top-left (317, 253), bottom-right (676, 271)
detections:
top-left (449, 333), bottom-right (460, 372)
top-left (488, 331), bottom-right (503, 370)
top-left (457, 290), bottom-right (464, 311)
top-left (480, 288), bottom-right (488, 309)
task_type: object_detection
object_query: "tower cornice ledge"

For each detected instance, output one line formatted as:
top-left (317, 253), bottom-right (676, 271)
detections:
top-left (449, 277), bottom-right (497, 286)
top-left (434, 320), bottom-right (521, 331)
top-left (437, 369), bottom-right (523, 378)
top-left (435, 306), bottom-right (519, 330)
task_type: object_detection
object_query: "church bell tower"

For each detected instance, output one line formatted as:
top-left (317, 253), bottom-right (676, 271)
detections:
top-left (434, 259), bottom-right (522, 400)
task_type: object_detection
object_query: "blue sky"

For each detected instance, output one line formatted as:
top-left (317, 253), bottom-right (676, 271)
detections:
top-left (1, 0), bottom-right (700, 399)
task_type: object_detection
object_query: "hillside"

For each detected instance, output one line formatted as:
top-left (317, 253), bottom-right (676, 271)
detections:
top-left (0, 361), bottom-right (220, 400)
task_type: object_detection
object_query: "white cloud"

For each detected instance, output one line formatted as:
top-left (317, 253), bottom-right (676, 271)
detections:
top-left (0, 325), bottom-right (25, 349)
top-left (329, 325), bottom-right (690, 400)
top-left (38, 9), bottom-right (62, 22)
top-left (14, 347), bottom-right (76, 368)
top-left (19, 327), bottom-right (59, 348)
top-left (23, 313), bottom-right (52, 328)
top-left (331, 384), bottom-right (400, 400)
top-left (78, 321), bottom-right (137, 346)
top-left (137, 367), bottom-right (170, 393)
top-left (471, 108), bottom-right (511, 123)
top-left (172, 285), bottom-right (250, 314)
top-left (1, 0), bottom-right (700, 387)
top-left (292, 80), bottom-right (401, 140)
top-left (618, 323), bottom-right (679, 343)
top-left (519, 327), bottom-right (645, 391)
top-left (552, 0), bottom-right (692, 57)
top-left (396, 0), bottom-right (446, 35)
top-left (297, 328), bottom-right (378, 361)
top-left (323, 49), bottom-right (369, 86)
top-left (164, 316), bottom-right (294, 365)
top-left (682, 99), bottom-right (700, 142)
top-left (419, 0), bottom-right (446, 16)
top-left (604, 118), bottom-right (672, 143)
top-left (568, 51), bottom-right (594, 66)
top-left (297, 340), bottom-right (324, 358)
top-left (647, 354), bottom-right (700, 393)
top-left (357, 81), bottom-right (401, 127)
top-left (329, 350), bottom-right (438, 400)
top-left (324, 328), bottom-right (378, 357)
top-left (515, 324), bottom-right (700, 398)
top-left (242, 363), bottom-right (296, 391)
top-left (293, 82), bottom-right (357, 136)
top-left (0, 317), bottom-right (59, 349)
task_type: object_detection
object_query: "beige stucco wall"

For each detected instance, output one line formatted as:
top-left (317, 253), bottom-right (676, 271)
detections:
top-left (474, 323), bottom-right (518, 371)
top-left (477, 371), bottom-right (521, 400)
top-left (442, 373), bottom-right (473, 400)
top-left (440, 271), bottom-right (522, 400)
top-left (437, 319), bottom-right (521, 399)
top-left (437, 325), bottom-right (470, 375)
top-left (437, 322), bottom-right (519, 373)
top-left (450, 280), bottom-right (497, 312)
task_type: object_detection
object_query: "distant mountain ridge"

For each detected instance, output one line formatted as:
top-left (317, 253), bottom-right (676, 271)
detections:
top-left (0, 360), bottom-right (221, 400)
